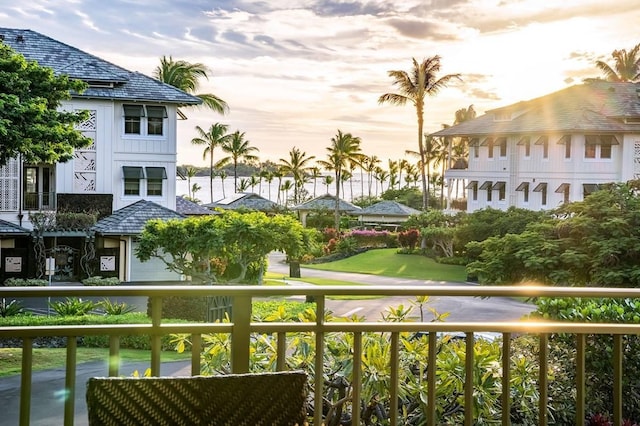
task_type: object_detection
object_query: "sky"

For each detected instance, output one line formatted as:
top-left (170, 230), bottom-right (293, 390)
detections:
top-left (1, 0), bottom-right (639, 167)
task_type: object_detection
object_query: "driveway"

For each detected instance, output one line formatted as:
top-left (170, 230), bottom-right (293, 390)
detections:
top-left (267, 252), bottom-right (535, 322)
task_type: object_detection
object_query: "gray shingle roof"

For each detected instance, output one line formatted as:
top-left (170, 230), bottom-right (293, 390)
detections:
top-left (0, 219), bottom-right (30, 235)
top-left (0, 28), bottom-right (201, 105)
top-left (92, 200), bottom-right (184, 235)
top-left (292, 194), bottom-right (361, 213)
top-left (431, 81), bottom-right (640, 137)
top-left (176, 196), bottom-right (216, 215)
top-left (203, 193), bottom-right (279, 211)
top-left (359, 200), bottom-right (420, 216)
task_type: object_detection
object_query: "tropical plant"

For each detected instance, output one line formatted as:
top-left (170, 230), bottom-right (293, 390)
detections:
top-left (185, 166), bottom-right (198, 199)
top-left (153, 56), bottom-right (229, 114)
top-left (379, 56), bottom-right (461, 210)
top-left (99, 299), bottom-right (136, 315)
top-left (191, 123), bottom-right (231, 202)
top-left (49, 297), bottom-right (97, 316)
top-left (217, 131), bottom-right (259, 191)
top-left (278, 147), bottom-right (316, 204)
top-left (82, 276), bottom-right (121, 286)
top-left (594, 43), bottom-right (640, 82)
top-left (0, 299), bottom-right (25, 317)
top-left (317, 130), bottom-right (363, 229)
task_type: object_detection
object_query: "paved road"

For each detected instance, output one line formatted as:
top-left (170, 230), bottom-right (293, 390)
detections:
top-left (1, 252), bottom-right (534, 425)
top-left (267, 252), bottom-right (534, 322)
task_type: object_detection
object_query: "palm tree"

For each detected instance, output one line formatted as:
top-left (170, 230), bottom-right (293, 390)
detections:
top-left (406, 135), bottom-right (443, 206)
top-left (309, 167), bottom-right (322, 198)
top-left (237, 177), bottom-right (251, 192)
top-left (154, 56), bottom-right (229, 114)
top-left (249, 174), bottom-right (260, 192)
top-left (263, 171), bottom-right (275, 201)
top-left (364, 155), bottom-right (381, 197)
top-left (595, 43), bottom-right (640, 82)
top-left (317, 130), bottom-right (363, 230)
top-left (280, 179), bottom-right (293, 206)
top-left (185, 166), bottom-right (198, 199)
top-left (217, 131), bottom-right (259, 191)
top-left (191, 123), bottom-right (231, 203)
top-left (375, 167), bottom-right (389, 196)
top-left (322, 175), bottom-right (334, 193)
top-left (378, 56), bottom-right (461, 209)
top-left (278, 147), bottom-right (316, 205)
top-left (398, 158), bottom-right (409, 188)
top-left (218, 169), bottom-right (228, 198)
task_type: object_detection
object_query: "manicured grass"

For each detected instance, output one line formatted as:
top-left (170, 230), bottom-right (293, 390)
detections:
top-left (305, 248), bottom-right (468, 282)
top-left (0, 348), bottom-right (190, 377)
top-left (263, 272), bottom-right (381, 299)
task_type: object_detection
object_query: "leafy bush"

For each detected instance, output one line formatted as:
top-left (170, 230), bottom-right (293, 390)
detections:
top-left (49, 297), bottom-right (97, 316)
top-left (4, 278), bottom-right (47, 287)
top-left (530, 297), bottom-right (640, 422)
top-left (82, 276), bottom-right (121, 286)
top-left (55, 211), bottom-right (97, 229)
top-left (0, 299), bottom-right (24, 317)
top-left (335, 236), bottom-right (358, 255)
top-left (398, 228), bottom-right (420, 250)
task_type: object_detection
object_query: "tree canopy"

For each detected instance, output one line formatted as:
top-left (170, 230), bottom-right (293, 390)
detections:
top-left (467, 182), bottom-right (640, 287)
top-left (0, 44), bottom-right (91, 166)
top-left (135, 211), bottom-right (317, 284)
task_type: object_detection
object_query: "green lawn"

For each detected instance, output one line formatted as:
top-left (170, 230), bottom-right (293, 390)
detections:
top-left (0, 348), bottom-right (190, 377)
top-left (304, 248), bottom-right (467, 282)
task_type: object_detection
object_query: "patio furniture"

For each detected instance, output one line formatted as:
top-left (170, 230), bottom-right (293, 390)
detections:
top-left (86, 370), bottom-right (308, 426)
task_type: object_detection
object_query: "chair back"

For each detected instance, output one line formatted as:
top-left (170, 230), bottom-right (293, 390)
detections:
top-left (86, 370), bottom-right (308, 425)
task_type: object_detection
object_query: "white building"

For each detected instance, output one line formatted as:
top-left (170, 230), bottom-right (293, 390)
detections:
top-left (0, 28), bottom-right (200, 282)
top-left (433, 81), bottom-right (640, 212)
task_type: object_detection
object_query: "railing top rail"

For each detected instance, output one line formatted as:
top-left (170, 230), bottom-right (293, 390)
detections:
top-left (2, 284), bottom-right (640, 298)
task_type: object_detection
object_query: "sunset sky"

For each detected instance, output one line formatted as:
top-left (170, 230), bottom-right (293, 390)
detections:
top-left (1, 1), bottom-right (639, 166)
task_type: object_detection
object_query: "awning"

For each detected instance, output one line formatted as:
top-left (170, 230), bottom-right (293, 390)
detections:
top-left (516, 136), bottom-right (530, 145)
top-left (479, 137), bottom-right (493, 146)
top-left (585, 135), bottom-right (620, 145)
top-left (583, 184), bottom-right (601, 194)
top-left (492, 181), bottom-right (506, 190)
top-left (534, 135), bottom-right (548, 145)
top-left (468, 137), bottom-right (480, 147)
top-left (122, 166), bottom-right (144, 179)
top-left (515, 182), bottom-right (529, 191)
top-left (495, 137), bottom-right (507, 145)
top-left (465, 180), bottom-right (478, 189)
top-left (555, 183), bottom-right (570, 193)
top-left (145, 167), bottom-right (167, 179)
top-left (123, 104), bottom-right (144, 117)
top-left (557, 135), bottom-right (571, 144)
top-left (146, 106), bottom-right (168, 118)
top-left (479, 181), bottom-right (493, 190)
top-left (533, 183), bottom-right (547, 192)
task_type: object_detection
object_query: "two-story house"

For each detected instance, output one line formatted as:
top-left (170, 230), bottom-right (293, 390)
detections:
top-left (0, 28), bottom-right (201, 282)
top-left (433, 81), bottom-right (640, 212)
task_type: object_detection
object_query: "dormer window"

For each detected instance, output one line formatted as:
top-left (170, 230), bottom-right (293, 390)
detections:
top-left (123, 104), bottom-right (167, 136)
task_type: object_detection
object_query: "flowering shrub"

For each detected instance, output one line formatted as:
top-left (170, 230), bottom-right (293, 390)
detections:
top-left (321, 227), bottom-right (340, 242)
top-left (323, 238), bottom-right (339, 255)
top-left (398, 228), bottom-right (420, 250)
top-left (345, 229), bottom-right (396, 248)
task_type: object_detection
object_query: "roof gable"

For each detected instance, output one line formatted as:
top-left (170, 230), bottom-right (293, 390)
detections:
top-left (292, 194), bottom-right (361, 212)
top-left (432, 81), bottom-right (640, 137)
top-left (92, 200), bottom-right (184, 235)
top-left (0, 28), bottom-right (201, 105)
top-left (359, 200), bottom-right (420, 216)
top-left (0, 219), bottom-right (30, 235)
top-left (203, 193), bottom-right (279, 211)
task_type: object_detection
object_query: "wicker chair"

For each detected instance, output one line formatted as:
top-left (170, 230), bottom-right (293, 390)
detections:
top-left (86, 370), bottom-right (308, 426)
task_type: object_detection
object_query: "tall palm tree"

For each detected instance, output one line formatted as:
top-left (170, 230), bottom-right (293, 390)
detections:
top-left (280, 180), bottom-right (293, 206)
top-left (218, 169), bottom-right (228, 198)
top-left (185, 166), bottom-right (198, 199)
top-left (263, 171), bottom-right (275, 201)
top-left (278, 147), bottom-right (316, 205)
top-left (364, 155), bottom-right (381, 197)
top-left (309, 167), bottom-right (322, 198)
top-left (217, 131), bottom-right (259, 191)
top-left (405, 135), bottom-right (442, 202)
top-left (317, 130), bottom-right (363, 230)
top-left (322, 175), bottom-right (334, 193)
top-left (154, 56), bottom-right (229, 114)
top-left (398, 158), bottom-right (409, 188)
top-left (237, 177), bottom-right (251, 192)
top-left (191, 123), bottom-right (230, 202)
top-left (378, 56), bottom-right (461, 209)
top-left (595, 43), bottom-right (640, 82)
